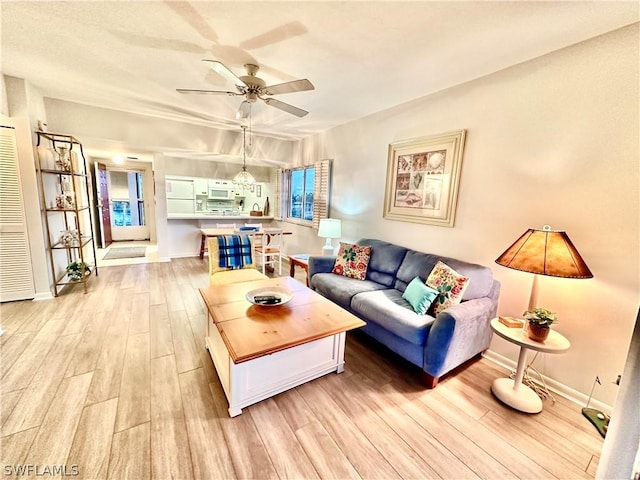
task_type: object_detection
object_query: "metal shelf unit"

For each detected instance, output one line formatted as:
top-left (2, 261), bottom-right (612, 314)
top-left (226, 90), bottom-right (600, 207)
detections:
top-left (35, 131), bottom-right (98, 296)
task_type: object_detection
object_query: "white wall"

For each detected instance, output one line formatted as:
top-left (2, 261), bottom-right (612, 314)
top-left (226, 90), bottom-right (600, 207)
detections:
top-left (44, 99), bottom-right (295, 165)
top-left (290, 25), bottom-right (639, 407)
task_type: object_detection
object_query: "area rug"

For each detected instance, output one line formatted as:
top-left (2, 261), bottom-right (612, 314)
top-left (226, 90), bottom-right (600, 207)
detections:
top-left (103, 246), bottom-right (147, 260)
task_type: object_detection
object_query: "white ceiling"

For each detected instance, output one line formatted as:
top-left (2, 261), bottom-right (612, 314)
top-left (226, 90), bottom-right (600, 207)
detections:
top-left (2, 1), bottom-right (638, 146)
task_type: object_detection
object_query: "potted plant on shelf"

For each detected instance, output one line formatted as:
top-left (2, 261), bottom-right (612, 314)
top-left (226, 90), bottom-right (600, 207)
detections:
top-left (66, 261), bottom-right (91, 281)
top-left (523, 307), bottom-right (557, 342)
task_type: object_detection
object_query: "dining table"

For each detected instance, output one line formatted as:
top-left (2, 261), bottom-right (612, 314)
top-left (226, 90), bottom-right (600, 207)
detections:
top-left (199, 227), bottom-right (293, 259)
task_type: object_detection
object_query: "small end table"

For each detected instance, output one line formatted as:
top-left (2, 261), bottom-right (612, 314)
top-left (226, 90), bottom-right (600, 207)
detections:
top-left (490, 318), bottom-right (570, 413)
top-left (288, 254), bottom-right (313, 286)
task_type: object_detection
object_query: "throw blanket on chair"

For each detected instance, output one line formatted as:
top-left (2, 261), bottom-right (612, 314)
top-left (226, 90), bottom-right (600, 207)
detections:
top-left (218, 235), bottom-right (252, 270)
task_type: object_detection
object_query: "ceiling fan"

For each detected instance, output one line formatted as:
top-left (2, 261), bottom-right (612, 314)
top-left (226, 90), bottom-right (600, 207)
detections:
top-left (177, 60), bottom-right (314, 118)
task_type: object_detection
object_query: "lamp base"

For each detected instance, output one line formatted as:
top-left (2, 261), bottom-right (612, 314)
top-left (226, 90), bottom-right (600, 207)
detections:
top-left (321, 244), bottom-right (334, 256)
top-left (582, 407), bottom-right (609, 438)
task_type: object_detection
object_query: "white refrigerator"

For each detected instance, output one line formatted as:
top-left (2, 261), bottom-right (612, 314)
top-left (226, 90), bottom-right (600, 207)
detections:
top-left (166, 179), bottom-right (195, 214)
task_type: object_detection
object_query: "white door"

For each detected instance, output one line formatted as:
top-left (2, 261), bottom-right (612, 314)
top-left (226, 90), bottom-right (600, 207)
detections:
top-left (0, 125), bottom-right (35, 301)
top-left (107, 169), bottom-right (150, 241)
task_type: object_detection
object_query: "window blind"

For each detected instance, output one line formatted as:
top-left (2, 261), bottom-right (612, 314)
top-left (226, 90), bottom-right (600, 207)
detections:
top-left (273, 168), bottom-right (283, 220)
top-left (312, 159), bottom-right (331, 229)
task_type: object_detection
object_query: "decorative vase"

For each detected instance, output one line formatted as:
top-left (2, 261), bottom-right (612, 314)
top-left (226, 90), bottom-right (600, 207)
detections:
top-left (527, 322), bottom-right (550, 342)
top-left (55, 147), bottom-right (72, 171)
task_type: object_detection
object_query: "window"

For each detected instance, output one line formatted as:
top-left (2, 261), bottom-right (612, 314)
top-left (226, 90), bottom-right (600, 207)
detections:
top-left (276, 159), bottom-right (331, 229)
top-left (289, 167), bottom-right (315, 221)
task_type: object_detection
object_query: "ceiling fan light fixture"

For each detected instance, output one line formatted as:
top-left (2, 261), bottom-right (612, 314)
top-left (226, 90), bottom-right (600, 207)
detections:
top-left (236, 100), bottom-right (251, 120)
top-left (233, 125), bottom-right (256, 189)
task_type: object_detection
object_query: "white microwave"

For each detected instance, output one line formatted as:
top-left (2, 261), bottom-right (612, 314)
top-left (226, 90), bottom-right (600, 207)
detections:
top-left (209, 186), bottom-right (234, 199)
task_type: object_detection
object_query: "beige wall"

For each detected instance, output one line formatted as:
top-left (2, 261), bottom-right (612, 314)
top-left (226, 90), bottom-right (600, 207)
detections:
top-left (288, 25), bottom-right (639, 407)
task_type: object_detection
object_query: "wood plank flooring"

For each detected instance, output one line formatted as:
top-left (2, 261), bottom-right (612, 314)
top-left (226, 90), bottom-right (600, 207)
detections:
top-left (0, 258), bottom-right (603, 479)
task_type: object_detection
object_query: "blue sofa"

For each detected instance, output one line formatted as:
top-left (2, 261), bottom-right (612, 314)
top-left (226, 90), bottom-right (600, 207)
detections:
top-left (308, 238), bottom-right (500, 387)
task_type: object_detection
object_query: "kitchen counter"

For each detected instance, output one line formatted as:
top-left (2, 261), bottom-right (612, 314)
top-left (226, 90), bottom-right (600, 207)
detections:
top-left (167, 213), bottom-right (274, 220)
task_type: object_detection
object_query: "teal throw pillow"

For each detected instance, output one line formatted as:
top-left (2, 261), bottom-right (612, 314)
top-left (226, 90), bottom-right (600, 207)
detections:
top-left (402, 277), bottom-right (439, 315)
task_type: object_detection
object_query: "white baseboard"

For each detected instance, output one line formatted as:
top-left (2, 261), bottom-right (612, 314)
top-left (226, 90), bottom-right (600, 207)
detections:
top-left (33, 292), bottom-right (54, 301)
top-left (484, 349), bottom-right (613, 414)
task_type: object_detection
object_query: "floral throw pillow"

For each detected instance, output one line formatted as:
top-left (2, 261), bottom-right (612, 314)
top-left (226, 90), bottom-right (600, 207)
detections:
top-left (332, 242), bottom-right (372, 280)
top-left (426, 261), bottom-right (470, 315)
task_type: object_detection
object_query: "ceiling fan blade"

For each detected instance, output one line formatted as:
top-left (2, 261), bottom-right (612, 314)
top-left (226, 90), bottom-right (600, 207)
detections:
top-left (264, 79), bottom-right (315, 96)
top-left (263, 98), bottom-right (309, 117)
top-left (202, 60), bottom-right (246, 88)
top-left (176, 89), bottom-right (240, 96)
top-left (239, 21), bottom-right (307, 50)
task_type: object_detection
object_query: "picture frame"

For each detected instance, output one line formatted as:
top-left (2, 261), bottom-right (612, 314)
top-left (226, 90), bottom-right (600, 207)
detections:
top-left (383, 130), bottom-right (466, 227)
top-left (256, 184), bottom-right (262, 197)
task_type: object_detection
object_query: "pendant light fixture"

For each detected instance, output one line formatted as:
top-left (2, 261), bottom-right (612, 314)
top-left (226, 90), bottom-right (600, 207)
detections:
top-left (232, 125), bottom-right (256, 189)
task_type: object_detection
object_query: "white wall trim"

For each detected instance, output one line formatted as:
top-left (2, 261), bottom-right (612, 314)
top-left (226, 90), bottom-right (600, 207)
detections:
top-left (484, 349), bottom-right (613, 415)
top-left (33, 292), bottom-right (54, 301)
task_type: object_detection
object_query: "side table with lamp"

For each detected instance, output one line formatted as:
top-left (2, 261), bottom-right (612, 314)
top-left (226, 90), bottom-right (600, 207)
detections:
top-left (490, 317), bottom-right (570, 413)
top-left (493, 225), bottom-right (594, 415)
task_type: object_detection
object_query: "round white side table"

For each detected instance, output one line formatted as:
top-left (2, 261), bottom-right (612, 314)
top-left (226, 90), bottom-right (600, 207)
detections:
top-left (490, 318), bottom-right (570, 413)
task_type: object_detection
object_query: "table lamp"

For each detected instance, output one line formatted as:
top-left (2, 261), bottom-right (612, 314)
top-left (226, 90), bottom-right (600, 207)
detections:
top-left (495, 224), bottom-right (593, 310)
top-left (495, 225), bottom-right (600, 431)
top-left (318, 218), bottom-right (342, 255)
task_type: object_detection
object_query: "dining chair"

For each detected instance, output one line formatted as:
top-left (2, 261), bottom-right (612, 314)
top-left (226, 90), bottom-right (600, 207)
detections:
top-left (255, 228), bottom-right (284, 275)
top-left (243, 223), bottom-right (263, 259)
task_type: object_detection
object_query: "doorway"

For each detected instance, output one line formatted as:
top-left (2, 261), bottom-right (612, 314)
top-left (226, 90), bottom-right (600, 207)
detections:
top-left (96, 165), bottom-right (150, 244)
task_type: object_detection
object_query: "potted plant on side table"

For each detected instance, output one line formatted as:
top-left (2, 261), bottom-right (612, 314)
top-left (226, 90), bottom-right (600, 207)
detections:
top-left (523, 307), bottom-right (557, 342)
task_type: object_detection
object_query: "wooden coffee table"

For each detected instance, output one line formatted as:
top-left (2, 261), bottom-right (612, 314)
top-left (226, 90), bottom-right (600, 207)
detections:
top-left (199, 276), bottom-right (365, 416)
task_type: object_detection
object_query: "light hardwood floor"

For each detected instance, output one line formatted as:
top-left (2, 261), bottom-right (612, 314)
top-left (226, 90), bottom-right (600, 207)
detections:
top-left (0, 258), bottom-right (603, 479)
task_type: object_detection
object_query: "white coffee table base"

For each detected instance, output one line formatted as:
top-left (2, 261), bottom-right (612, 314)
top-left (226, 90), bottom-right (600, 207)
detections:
top-left (206, 326), bottom-right (346, 417)
top-left (491, 378), bottom-right (542, 413)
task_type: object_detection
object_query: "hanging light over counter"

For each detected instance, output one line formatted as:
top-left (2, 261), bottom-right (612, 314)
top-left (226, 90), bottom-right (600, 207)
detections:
top-left (232, 125), bottom-right (256, 188)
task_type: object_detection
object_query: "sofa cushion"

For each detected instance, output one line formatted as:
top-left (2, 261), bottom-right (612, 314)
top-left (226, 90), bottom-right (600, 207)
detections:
top-left (311, 272), bottom-right (388, 310)
top-left (394, 250), bottom-right (441, 291)
top-left (395, 249), bottom-right (494, 301)
top-left (402, 277), bottom-right (438, 314)
top-left (351, 289), bottom-right (435, 345)
top-left (332, 242), bottom-right (372, 280)
top-left (357, 238), bottom-right (408, 287)
top-left (440, 257), bottom-right (494, 300)
top-left (426, 261), bottom-right (470, 315)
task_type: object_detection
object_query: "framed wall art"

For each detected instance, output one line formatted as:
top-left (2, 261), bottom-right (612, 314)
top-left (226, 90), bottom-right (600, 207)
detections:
top-left (383, 130), bottom-right (466, 227)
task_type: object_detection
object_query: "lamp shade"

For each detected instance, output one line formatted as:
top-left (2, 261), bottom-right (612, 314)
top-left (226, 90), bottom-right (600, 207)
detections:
top-left (495, 226), bottom-right (593, 279)
top-left (318, 218), bottom-right (342, 239)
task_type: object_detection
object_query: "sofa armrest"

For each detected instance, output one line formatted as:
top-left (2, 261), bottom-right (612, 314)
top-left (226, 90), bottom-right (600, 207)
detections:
top-left (423, 284), bottom-right (499, 378)
top-left (308, 255), bottom-right (336, 280)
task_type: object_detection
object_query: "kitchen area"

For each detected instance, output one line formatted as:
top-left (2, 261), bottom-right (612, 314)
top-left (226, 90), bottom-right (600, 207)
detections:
top-left (165, 173), bottom-right (277, 257)
top-left (166, 175), bottom-right (273, 219)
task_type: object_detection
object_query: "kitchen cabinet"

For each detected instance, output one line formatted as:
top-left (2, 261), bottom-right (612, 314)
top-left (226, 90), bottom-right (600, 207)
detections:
top-left (194, 178), bottom-right (208, 196)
